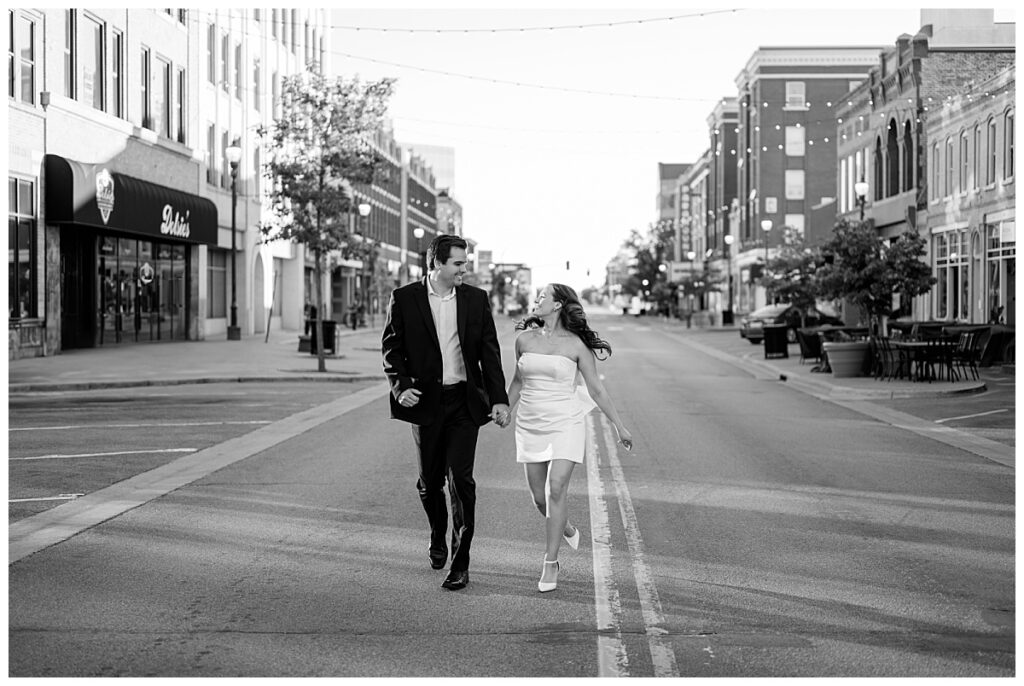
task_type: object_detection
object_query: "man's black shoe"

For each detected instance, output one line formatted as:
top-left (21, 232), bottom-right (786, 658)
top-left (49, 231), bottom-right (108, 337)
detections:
top-left (429, 551), bottom-right (447, 570)
top-left (441, 569), bottom-right (469, 590)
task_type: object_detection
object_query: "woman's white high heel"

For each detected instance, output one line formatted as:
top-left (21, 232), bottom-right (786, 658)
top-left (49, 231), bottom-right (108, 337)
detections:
top-left (562, 525), bottom-right (580, 550)
top-left (538, 559), bottom-right (559, 592)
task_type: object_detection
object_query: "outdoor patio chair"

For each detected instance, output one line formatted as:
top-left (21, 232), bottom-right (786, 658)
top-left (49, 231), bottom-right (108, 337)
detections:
top-left (796, 329), bottom-right (822, 364)
top-left (952, 332), bottom-right (982, 381)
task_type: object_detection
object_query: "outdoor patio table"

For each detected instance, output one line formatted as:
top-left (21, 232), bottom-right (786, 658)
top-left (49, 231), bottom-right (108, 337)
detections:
top-left (892, 340), bottom-right (957, 382)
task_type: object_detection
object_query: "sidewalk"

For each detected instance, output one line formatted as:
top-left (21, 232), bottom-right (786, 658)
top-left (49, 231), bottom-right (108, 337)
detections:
top-left (8, 318), bottom-right (990, 399)
top-left (646, 317), bottom-right (989, 400)
top-left (8, 326), bottom-right (385, 393)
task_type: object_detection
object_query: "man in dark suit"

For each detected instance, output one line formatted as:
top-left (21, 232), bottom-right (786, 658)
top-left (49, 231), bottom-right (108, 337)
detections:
top-left (382, 234), bottom-right (509, 591)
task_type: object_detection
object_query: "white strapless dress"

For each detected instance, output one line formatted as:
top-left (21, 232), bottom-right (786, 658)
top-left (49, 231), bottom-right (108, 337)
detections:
top-left (515, 352), bottom-right (597, 464)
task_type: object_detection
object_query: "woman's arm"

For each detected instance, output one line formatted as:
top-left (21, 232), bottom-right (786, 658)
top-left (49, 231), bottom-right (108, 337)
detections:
top-left (574, 339), bottom-right (633, 449)
top-left (505, 334), bottom-right (525, 412)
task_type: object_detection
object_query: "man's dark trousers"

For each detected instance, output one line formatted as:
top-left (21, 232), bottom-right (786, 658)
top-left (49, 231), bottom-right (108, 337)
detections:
top-left (412, 382), bottom-right (478, 572)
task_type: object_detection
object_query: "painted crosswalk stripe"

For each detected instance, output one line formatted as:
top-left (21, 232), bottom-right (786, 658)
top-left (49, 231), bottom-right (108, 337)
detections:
top-left (584, 416), bottom-right (630, 677)
top-left (935, 408), bottom-right (1008, 424)
top-left (9, 421), bottom-right (272, 432)
top-left (10, 494), bottom-right (84, 503)
top-left (10, 448), bottom-right (196, 461)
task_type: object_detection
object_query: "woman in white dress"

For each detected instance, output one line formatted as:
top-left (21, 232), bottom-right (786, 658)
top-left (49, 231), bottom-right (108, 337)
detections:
top-left (499, 283), bottom-right (633, 592)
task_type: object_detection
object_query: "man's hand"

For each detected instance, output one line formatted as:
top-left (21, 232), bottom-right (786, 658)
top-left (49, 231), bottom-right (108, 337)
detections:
top-left (490, 403), bottom-right (511, 428)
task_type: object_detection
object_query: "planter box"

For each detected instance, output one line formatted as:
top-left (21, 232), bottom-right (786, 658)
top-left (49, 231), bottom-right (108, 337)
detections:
top-left (823, 340), bottom-right (870, 378)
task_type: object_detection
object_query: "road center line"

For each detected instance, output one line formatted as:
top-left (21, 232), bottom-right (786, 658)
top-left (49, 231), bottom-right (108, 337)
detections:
top-left (598, 413), bottom-right (680, 678)
top-left (584, 415), bottom-right (630, 677)
top-left (934, 408), bottom-right (1008, 423)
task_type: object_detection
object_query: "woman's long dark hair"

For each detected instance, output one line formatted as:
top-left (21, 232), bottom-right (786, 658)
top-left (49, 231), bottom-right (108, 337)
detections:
top-left (515, 283), bottom-right (612, 360)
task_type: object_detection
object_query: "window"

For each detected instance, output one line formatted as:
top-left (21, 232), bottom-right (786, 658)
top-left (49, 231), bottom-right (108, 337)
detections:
top-left (221, 130), bottom-right (230, 189)
top-left (253, 147), bottom-right (261, 195)
top-left (111, 29), bottom-right (123, 117)
top-left (233, 43), bottom-right (241, 99)
top-left (271, 9), bottom-right (277, 39)
top-left (175, 67), bottom-right (185, 143)
top-left (974, 125), bottom-right (982, 190)
top-left (8, 12), bottom-right (14, 98)
top-left (206, 123), bottom-right (216, 184)
top-left (945, 137), bottom-right (954, 197)
top-left (254, 9), bottom-right (261, 22)
top-left (64, 10), bottom-right (75, 99)
top-left (784, 170), bottom-right (805, 200)
top-left (140, 47), bottom-right (151, 128)
top-left (9, 177), bottom-right (37, 319)
top-left (934, 231), bottom-right (970, 321)
top-left (931, 143), bottom-right (940, 200)
top-left (206, 23), bottom-right (215, 84)
top-left (272, 70), bottom-right (279, 118)
top-left (81, 14), bottom-right (104, 111)
top-left (785, 81), bottom-right (805, 108)
top-left (783, 214), bottom-right (805, 238)
top-left (220, 33), bottom-right (229, 92)
top-left (305, 20), bottom-right (311, 63)
top-left (177, 9), bottom-right (186, 24)
top-left (152, 56), bottom-right (170, 137)
top-left (207, 248), bottom-right (227, 317)
top-left (987, 117), bottom-right (997, 184)
top-left (253, 58), bottom-right (261, 111)
top-left (784, 126), bottom-right (804, 157)
top-left (1005, 111), bottom-right (1014, 180)
top-left (960, 132), bottom-right (969, 192)
top-left (11, 12), bottom-right (35, 105)
top-left (291, 10), bottom-right (298, 52)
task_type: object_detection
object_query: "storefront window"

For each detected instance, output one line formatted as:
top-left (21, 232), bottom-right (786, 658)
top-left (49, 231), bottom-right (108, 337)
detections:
top-left (97, 235), bottom-right (188, 344)
top-left (934, 231), bottom-right (969, 322)
top-left (8, 177), bottom-right (36, 319)
top-left (987, 221), bottom-right (1016, 325)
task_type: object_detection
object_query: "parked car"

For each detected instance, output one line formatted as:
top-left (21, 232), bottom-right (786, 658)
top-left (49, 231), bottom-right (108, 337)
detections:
top-left (739, 304), bottom-right (843, 344)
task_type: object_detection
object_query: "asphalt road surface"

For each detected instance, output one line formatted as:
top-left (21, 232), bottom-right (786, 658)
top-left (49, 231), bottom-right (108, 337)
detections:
top-left (8, 314), bottom-right (1014, 677)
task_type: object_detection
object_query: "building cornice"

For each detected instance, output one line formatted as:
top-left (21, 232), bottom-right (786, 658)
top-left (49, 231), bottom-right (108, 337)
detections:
top-left (735, 47), bottom-right (884, 89)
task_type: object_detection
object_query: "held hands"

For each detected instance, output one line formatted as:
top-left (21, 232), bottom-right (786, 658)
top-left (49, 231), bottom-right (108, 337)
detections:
top-left (490, 403), bottom-right (511, 428)
top-left (616, 426), bottom-right (634, 452)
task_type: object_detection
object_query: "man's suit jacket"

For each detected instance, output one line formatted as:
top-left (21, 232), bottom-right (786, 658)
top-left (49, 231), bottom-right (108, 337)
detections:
top-left (382, 279), bottom-right (509, 427)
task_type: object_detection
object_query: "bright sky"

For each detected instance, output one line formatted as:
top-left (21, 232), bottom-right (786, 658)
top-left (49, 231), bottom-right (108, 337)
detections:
top-left (329, 4), bottom-right (1009, 294)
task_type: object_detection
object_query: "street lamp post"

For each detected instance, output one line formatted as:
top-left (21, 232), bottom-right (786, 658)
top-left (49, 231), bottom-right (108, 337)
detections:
top-left (225, 140), bottom-right (242, 341)
top-left (723, 234), bottom-right (734, 324)
top-left (854, 178), bottom-right (869, 222)
top-left (356, 202), bottom-right (371, 325)
top-left (413, 227), bottom-right (425, 276)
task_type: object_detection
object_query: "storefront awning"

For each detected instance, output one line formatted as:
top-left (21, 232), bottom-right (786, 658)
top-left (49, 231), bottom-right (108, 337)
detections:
top-left (44, 155), bottom-right (218, 245)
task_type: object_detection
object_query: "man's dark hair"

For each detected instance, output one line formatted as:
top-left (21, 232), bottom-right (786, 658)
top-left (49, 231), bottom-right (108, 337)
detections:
top-left (426, 234), bottom-right (468, 269)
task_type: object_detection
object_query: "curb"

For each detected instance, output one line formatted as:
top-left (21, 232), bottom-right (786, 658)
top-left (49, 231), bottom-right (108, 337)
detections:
top-left (744, 354), bottom-right (988, 400)
top-left (8, 374), bottom-right (384, 394)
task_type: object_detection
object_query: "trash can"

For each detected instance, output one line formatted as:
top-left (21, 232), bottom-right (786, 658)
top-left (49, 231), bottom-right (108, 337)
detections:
top-left (763, 323), bottom-right (790, 359)
top-left (307, 319), bottom-right (337, 355)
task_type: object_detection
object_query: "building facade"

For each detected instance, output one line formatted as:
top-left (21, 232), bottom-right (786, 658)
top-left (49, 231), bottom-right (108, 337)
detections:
top-left (924, 66), bottom-right (1014, 326)
top-left (8, 8), bottom-right (332, 359)
top-left (834, 9), bottom-right (1014, 323)
top-left (734, 46), bottom-right (882, 312)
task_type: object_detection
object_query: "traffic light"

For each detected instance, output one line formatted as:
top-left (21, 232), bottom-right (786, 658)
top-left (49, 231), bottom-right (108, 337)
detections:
top-left (565, 261), bottom-right (570, 270)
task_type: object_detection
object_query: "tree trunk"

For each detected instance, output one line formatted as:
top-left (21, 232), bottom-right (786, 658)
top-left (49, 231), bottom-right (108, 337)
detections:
top-left (314, 247), bottom-right (326, 373)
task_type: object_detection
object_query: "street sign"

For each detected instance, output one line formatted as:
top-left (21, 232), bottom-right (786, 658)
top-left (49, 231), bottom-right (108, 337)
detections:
top-left (669, 261), bottom-right (691, 282)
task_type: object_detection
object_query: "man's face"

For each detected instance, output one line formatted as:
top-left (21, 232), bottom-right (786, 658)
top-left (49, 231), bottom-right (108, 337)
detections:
top-left (433, 247), bottom-right (468, 288)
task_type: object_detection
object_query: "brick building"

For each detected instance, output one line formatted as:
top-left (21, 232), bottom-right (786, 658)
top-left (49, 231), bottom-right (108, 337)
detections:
top-left (834, 8), bottom-right (1014, 322)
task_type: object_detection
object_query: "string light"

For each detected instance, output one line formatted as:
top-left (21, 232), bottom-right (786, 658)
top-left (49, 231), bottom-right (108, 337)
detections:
top-left (333, 9), bottom-right (743, 33)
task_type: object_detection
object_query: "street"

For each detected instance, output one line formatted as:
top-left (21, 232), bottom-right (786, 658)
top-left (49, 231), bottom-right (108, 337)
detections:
top-left (7, 314), bottom-right (1015, 677)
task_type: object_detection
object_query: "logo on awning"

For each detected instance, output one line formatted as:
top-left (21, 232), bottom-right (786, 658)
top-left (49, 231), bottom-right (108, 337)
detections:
top-left (96, 169), bottom-right (115, 224)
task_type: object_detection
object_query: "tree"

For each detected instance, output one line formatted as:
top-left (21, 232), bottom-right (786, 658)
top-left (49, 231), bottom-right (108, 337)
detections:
top-left (817, 219), bottom-right (935, 331)
top-left (759, 227), bottom-right (825, 328)
top-left (259, 67), bottom-right (394, 371)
